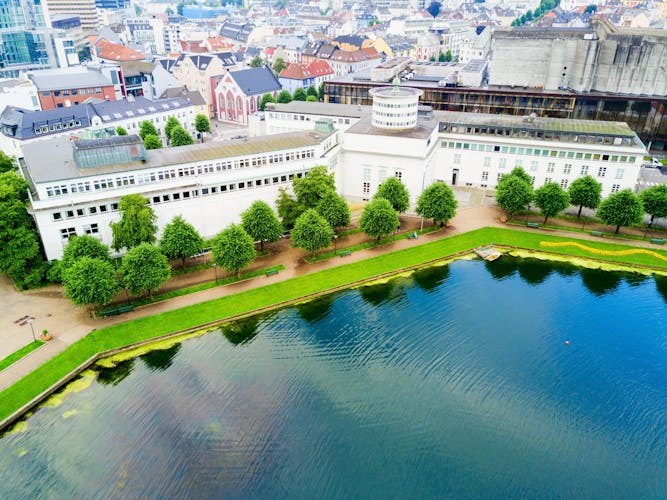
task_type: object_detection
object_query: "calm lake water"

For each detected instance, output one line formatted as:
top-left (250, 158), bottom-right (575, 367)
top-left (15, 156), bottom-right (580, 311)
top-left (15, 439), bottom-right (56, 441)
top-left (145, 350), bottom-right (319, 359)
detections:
top-left (2, 258), bottom-right (667, 498)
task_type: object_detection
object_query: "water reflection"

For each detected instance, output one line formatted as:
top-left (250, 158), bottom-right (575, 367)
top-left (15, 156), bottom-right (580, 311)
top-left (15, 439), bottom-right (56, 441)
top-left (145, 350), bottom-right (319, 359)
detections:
top-left (97, 359), bottom-right (135, 386)
top-left (579, 268), bottom-right (622, 296)
top-left (140, 343), bottom-right (182, 371)
top-left (221, 317), bottom-right (261, 345)
top-left (358, 280), bottom-right (406, 306)
top-left (296, 295), bottom-right (335, 324)
top-left (484, 258), bottom-right (519, 281)
top-left (654, 276), bottom-right (667, 305)
top-left (412, 265), bottom-right (451, 293)
top-left (517, 259), bottom-right (553, 285)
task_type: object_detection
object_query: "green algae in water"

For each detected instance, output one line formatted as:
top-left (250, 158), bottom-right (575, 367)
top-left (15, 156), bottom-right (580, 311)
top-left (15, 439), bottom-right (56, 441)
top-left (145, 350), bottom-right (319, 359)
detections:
top-left (39, 370), bottom-right (97, 409)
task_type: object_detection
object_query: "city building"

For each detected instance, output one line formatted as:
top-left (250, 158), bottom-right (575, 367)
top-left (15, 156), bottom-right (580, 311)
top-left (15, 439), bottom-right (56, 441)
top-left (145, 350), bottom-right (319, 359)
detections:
top-left (214, 67), bottom-right (282, 125)
top-left (44, 0), bottom-right (99, 32)
top-left (27, 66), bottom-right (120, 109)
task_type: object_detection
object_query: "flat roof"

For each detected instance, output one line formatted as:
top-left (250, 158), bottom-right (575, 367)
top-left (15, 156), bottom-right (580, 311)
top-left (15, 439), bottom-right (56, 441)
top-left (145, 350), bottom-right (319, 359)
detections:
top-left (346, 114), bottom-right (438, 140)
top-left (267, 101), bottom-right (371, 118)
top-left (29, 69), bottom-right (112, 91)
top-left (23, 131), bottom-right (332, 184)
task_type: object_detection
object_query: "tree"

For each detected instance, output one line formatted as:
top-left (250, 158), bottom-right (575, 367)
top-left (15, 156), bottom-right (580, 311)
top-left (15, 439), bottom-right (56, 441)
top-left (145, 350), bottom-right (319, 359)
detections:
top-left (496, 175), bottom-right (533, 217)
top-left (195, 114), bottom-right (210, 142)
top-left (110, 194), bottom-right (158, 251)
top-left (306, 95), bottom-right (318, 102)
top-left (115, 126), bottom-right (128, 136)
top-left (61, 235), bottom-right (110, 271)
top-left (139, 120), bottom-right (158, 140)
top-left (119, 243), bottom-right (171, 298)
top-left (375, 177), bottom-right (410, 213)
top-left (427, 0), bottom-right (442, 17)
top-left (416, 182), bottom-right (458, 225)
top-left (443, 49), bottom-right (453, 62)
top-left (306, 86), bottom-right (318, 98)
top-left (597, 189), bottom-right (643, 234)
top-left (276, 188), bottom-right (305, 229)
top-left (164, 116), bottom-right (181, 141)
top-left (316, 190), bottom-right (351, 229)
top-left (0, 151), bottom-right (16, 173)
top-left (241, 200), bottom-right (283, 251)
top-left (277, 90), bottom-right (292, 104)
top-left (640, 184), bottom-right (667, 227)
top-left (293, 87), bottom-right (307, 101)
top-left (160, 215), bottom-right (204, 266)
top-left (293, 165), bottom-right (335, 208)
top-left (429, 55), bottom-right (436, 62)
top-left (62, 257), bottom-right (118, 308)
top-left (291, 209), bottom-right (334, 255)
top-left (143, 134), bottom-right (162, 150)
top-left (211, 224), bottom-right (255, 278)
top-left (534, 182), bottom-right (570, 224)
top-left (250, 55), bottom-right (264, 68)
top-left (506, 166), bottom-right (532, 185)
top-left (568, 175), bottom-right (602, 217)
top-left (260, 93), bottom-right (276, 111)
top-left (318, 83), bottom-right (324, 101)
top-left (273, 57), bottom-right (287, 74)
top-left (438, 52), bottom-right (446, 62)
top-left (360, 198), bottom-right (399, 241)
top-left (169, 125), bottom-right (194, 146)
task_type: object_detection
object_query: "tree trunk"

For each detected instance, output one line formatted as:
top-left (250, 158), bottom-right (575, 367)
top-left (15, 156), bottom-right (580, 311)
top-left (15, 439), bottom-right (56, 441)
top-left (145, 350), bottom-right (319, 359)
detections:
top-left (577, 205), bottom-right (583, 218)
top-left (544, 215), bottom-right (549, 224)
top-left (260, 240), bottom-right (264, 251)
top-left (615, 225), bottom-right (621, 234)
top-left (649, 214), bottom-right (655, 228)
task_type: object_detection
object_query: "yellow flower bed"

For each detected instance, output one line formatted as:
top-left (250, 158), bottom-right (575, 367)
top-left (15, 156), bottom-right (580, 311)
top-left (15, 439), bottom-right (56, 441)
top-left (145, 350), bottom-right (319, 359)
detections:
top-left (540, 241), bottom-right (667, 263)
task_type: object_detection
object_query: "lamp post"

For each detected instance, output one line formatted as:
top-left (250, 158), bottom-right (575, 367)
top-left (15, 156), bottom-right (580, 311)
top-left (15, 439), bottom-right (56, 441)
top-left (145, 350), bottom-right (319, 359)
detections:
top-left (333, 234), bottom-right (338, 255)
top-left (213, 263), bottom-right (218, 284)
top-left (26, 318), bottom-right (36, 343)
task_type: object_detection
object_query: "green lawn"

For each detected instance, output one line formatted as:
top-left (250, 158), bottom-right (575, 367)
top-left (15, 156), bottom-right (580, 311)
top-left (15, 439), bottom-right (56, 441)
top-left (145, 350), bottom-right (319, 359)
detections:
top-left (2, 226), bottom-right (667, 424)
top-left (0, 341), bottom-right (45, 372)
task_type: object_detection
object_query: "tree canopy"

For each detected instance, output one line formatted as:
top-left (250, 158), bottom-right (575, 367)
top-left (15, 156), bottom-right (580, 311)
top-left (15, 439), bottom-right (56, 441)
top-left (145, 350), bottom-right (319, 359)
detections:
top-left (164, 116), bottom-right (181, 141)
top-left (293, 166), bottom-right (335, 208)
top-left (568, 175), bottom-right (602, 217)
top-left (110, 194), bottom-right (158, 251)
top-left (63, 257), bottom-right (118, 308)
top-left (169, 125), bottom-right (194, 146)
top-left (139, 120), bottom-right (158, 140)
top-left (119, 243), bottom-right (171, 297)
top-left (306, 95), bottom-right (318, 102)
top-left (160, 215), bottom-right (204, 266)
top-left (195, 114), bottom-right (210, 135)
top-left (115, 126), bottom-right (128, 136)
top-left (360, 198), bottom-right (400, 240)
top-left (293, 88), bottom-right (307, 101)
top-left (306, 86), bottom-right (318, 98)
top-left (143, 134), bottom-right (162, 150)
top-left (250, 55), bottom-right (264, 68)
top-left (316, 190), bottom-right (351, 229)
top-left (597, 189), bottom-right (644, 234)
top-left (534, 182), bottom-right (570, 224)
top-left (276, 188), bottom-right (305, 229)
top-left (291, 209), bottom-right (334, 255)
top-left (241, 200), bottom-right (284, 251)
top-left (211, 224), bottom-right (256, 277)
top-left (495, 174), bottom-right (533, 217)
top-left (416, 182), bottom-right (458, 225)
top-left (273, 57), bottom-right (287, 74)
top-left (639, 184), bottom-right (667, 226)
top-left (260, 93), bottom-right (276, 111)
top-left (375, 177), bottom-right (410, 213)
top-left (61, 235), bottom-right (110, 271)
top-left (277, 90), bottom-right (292, 104)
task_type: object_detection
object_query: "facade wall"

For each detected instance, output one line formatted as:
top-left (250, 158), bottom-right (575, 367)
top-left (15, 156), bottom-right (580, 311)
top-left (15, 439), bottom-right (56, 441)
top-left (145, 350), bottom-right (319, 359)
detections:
top-left (37, 84), bottom-right (117, 109)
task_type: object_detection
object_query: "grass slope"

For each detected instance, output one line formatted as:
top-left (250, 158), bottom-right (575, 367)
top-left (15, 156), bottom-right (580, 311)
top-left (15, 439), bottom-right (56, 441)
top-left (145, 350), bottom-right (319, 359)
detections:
top-left (2, 227), bottom-right (667, 423)
top-left (0, 341), bottom-right (44, 372)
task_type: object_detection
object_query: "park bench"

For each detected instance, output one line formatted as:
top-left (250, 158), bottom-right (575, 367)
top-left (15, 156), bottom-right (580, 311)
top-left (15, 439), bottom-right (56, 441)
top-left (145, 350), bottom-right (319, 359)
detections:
top-left (651, 238), bottom-right (666, 245)
top-left (339, 250), bottom-right (351, 257)
top-left (101, 305), bottom-right (134, 317)
top-left (265, 268), bottom-right (279, 277)
top-left (407, 232), bottom-right (419, 239)
top-left (590, 231), bottom-right (604, 237)
top-left (526, 222), bottom-right (540, 228)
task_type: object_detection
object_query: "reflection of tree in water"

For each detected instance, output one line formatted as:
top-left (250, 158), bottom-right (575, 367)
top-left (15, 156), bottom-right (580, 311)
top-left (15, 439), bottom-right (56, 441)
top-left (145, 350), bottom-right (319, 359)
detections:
top-left (579, 268), bottom-right (622, 296)
top-left (221, 316), bottom-right (261, 345)
top-left (97, 359), bottom-right (135, 386)
top-left (358, 279), bottom-right (406, 306)
top-left (140, 343), bottom-right (182, 372)
top-left (296, 294), bottom-right (335, 324)
top-left (517, 258), bottom-right (553, 286)
top-left (624, 273), bottom-right (649, 287)
top-left (654, 276), bottom-right (667, 305)
top-left (484, 257), bottom-right (519, 281)
top-left (412, 265), bottom-right (451, 293)
top-left (551, 261), bottom-right (578, 277)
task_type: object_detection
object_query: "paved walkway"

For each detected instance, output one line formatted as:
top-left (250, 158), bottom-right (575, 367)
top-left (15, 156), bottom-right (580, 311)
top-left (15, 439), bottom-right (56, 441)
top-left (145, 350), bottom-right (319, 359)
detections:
top-left (1, 187), bottom-right (665, 391)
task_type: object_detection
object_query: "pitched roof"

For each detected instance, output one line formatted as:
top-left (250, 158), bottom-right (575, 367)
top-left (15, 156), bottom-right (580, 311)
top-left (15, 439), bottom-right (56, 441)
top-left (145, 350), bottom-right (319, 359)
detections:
top-left (94, 38), bottom-right (146, 62)
top-left (279, 63), bottom-right (313, 80)
top-left (307, 59), bottom-right (334, 76)
top-left (228, 67), bottom-right (282, 96)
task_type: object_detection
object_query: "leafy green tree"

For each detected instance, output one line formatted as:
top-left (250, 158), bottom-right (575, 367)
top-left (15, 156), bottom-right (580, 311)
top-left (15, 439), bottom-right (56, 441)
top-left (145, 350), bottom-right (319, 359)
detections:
top-left (0, 151), bottom-right (16, 173)
top-left (505, 166), bottom-right (532, 185)
top-left (306, 86), bottom-right (318, 98)
top-left (241, 200), bottom-right (283, 251)
top-left (361, 198), bottom-right (400, 241)
top-left (169, 125), bottom-right (194, 146)
top-left (143, 134), bottom-right (162, 150)
top-left (211, 224), bottom-right (256, 278)
top-left (260, 93), bottom-right (276, 110)
top-left (568, 175), bottom-right (602, 217)
top-left (429, 55), bottom-right (436, 62)
top-left (62, 257), bottom-right (118, 308)
top-left (316, 190), bottom-right (351, 229)
top-left (160, 215), bottom-right (204, 266)
top-left (375, 177), bottom-right (410, 213)
top-left (306, 95), bottom-right (318, 102)
top-left (318, 83), bottom-right (324, 101)
top-left (273, 57), bottom-right (287, 74)
top-left (164, 116), bottom-right (181, 141)
top-left (496, 175), bottom-right (533, 217)
top-left (139, 120), bottom-right (158, 140)
top-left (250, 55), bottom-right (264, 68)
top-left (276, 188), bottom-right (305, 229)
top-left (195, 114), bottom-right (210, 141)
top-left (639, 184), bottom-right (667, 227)
top-left (534, 182), bottom-right (570, 224)
top-left (597, 189), bottom-right (644, 234)
top-left (291, 209), bottom-right (334, 255)
top-left (293, 87), bottom-right (307, 101)
top-left (277, 90), bottom-right (292, 104)
top-left (294, 166), bottom-right (335, 208)
top-left (110, 194), bottom-right (158, 251)
top-left (115, 126), bottom-right (128, 136)
top-left (416, 182), bottom-right (458, 225)
top-left (119, 243), bottom-right (171, 298)
top-left (61, 235), bottom-right (110, 271)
